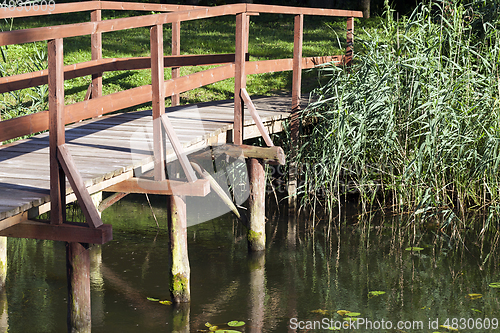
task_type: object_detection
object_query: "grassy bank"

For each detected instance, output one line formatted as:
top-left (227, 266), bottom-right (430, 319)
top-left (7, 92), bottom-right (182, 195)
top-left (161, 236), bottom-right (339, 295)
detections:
top-left (295, 0), bottom-right (500, 234)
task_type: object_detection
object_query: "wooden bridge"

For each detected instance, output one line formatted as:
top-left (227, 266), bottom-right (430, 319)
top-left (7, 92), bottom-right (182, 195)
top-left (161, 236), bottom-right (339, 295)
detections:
top-left (0, 1), bottom-right (362, 331)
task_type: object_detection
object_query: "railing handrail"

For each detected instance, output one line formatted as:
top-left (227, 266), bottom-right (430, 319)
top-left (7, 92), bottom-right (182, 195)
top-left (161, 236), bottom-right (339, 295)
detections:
top-left (0, 2), bottom-right (361, 143)
top-left (0, 3), bottom-right (361, 46)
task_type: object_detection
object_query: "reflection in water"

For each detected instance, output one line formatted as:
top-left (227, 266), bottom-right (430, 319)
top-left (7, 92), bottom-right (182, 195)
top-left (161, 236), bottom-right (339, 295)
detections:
top-left (248, 252), bottom-right (265, 333)
top-left (0, 195), bottom-right (499, 332)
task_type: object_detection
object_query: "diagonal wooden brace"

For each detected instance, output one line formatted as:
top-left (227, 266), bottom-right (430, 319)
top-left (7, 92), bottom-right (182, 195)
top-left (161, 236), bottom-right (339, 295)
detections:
top-left (240, 88), bottom-right (274, 147)
top-left (160, 113), bottom-right (197, 183)
top-left (58, 144), bottom-right (103, 228)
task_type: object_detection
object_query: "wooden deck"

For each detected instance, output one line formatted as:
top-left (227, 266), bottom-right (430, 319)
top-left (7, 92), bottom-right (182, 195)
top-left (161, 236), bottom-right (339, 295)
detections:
top-left (0, 95), bottom-right (292, 225)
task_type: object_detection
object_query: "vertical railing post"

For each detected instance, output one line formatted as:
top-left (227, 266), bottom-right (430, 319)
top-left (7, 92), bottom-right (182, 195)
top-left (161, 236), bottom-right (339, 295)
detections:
top-left (48, 38), bottom-right (66, 225)
top-left (345, 17), bottom-right (354, 66)
top-left (151, 24), bottom-right (166, 181)
top-left (171, 20), bottom-right (181, 106)
top-left (234, 12), bottom-right (248, 146)
top-left (91, 0), bottom-right (102, 100)
top-left (291, 14), bottom-right (303, 115)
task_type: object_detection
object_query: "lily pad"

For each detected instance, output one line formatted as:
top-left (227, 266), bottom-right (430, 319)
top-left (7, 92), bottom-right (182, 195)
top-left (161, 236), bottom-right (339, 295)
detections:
top-left (337, 310), bottom-right (351, 316)
top-left (471, 308), bottom-right (482, 313)
top-left (368, 291), bottom-right (386, 297)
top-left (159, 300), bottom-right (172, 305)
top-left (146, 297), bottom-right (159, 302)
top-left (227, 321), bottom-right (245, 327)
top-left (311, 309), bottom-right (329, 315)
top-left (345, 312), bottom-right (361, 317)
top-left (405, 247), bottom-right (424, 252)
top-left (440, 325), bottom-right (459, 331)
top-left (343, 317), bottom-right (359, 322)
top-left (489, 282), bottom-right (500, 288)
top-left (215, 330), bottom-right (241, 333)
top-left (467, 293), bottom-right (482, 300)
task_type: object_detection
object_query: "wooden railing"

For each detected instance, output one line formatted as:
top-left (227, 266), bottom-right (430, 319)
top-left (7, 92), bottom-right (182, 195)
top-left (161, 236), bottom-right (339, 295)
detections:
top-left (0, 1), bottom-right (362, 228)
top-left (0, 1), bottom-right (362, 143)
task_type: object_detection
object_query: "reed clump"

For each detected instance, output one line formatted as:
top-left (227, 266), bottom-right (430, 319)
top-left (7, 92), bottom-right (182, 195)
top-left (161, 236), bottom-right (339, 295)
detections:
top-left (296, 0), bottom-right (500, 231)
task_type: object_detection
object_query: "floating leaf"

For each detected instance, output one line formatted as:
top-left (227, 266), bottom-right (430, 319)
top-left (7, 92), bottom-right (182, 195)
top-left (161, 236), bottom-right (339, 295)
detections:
top-left (227, 321), bottom-right (245, 327)
top-left (368, 291), bottom-right (386, 297)
top-left (311, 309), bottom-right (329, 315)
top-left (328, 327), bottom-right (341, 331)
top-left (467, 293), bottom-right (482, 300)
top-left (440, 325), bottom-right (459, 331)
top-left (343, 317), bottom-right (358, 322)
top-left (471, 308), bottom-right (482, 313)
top-left (209, 325), bottom-right (219, 332)
top-left (489, 282), bottom-right (500, 288)
top-left (146, 297), bottom-right (159, 302)
top-left (345, 312), bottom-right (361, 317)
top-left (215, 330), bottom-right (241, 333)
top-left (405, 247), bottom-right (424, 252)
top-left (337, 310), bottom-right (351, 316)
top-left (159, 300), bottom-right (172, 305)
top-left (205, 322), bottom-right (213, 328)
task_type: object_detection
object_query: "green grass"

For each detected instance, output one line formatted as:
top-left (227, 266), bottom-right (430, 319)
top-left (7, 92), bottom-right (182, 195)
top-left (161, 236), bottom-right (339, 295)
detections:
top-left (294, 0), bottom-right (500, 236)
top-left (0, 10), bottom-right (353, 121)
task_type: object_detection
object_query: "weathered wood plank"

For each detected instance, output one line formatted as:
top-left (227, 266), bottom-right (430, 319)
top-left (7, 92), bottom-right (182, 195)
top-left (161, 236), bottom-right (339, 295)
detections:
top-left (105, 178), bottom-right (209, 196)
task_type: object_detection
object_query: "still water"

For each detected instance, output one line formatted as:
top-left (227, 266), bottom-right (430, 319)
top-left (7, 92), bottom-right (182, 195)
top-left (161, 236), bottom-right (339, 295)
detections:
top-left (2, 194), bottom-right (500, 332)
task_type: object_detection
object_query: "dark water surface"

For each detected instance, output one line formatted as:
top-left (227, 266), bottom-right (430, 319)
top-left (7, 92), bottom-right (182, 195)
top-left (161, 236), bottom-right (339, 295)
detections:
top-left (2, 194), bottom-right (500, 332)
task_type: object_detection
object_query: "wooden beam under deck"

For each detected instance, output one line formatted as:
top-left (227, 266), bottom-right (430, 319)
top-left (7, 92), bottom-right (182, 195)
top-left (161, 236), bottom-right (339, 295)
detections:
top-left (0, 221), bottom-right (112, 244)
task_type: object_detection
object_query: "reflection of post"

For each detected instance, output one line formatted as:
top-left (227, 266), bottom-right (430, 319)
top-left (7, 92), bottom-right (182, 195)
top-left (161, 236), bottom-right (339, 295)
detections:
top-left (91, 0), bottom-right (102, 99)
top-left (168, 195), bottom-right (190, 303)
top-left (0, 237), bottom-right (6, 290)
top-left (248, 252), bottom-right (265, 333)
top-left (172, 303), bottom-right (190, 333)
top-left (0, 288), bottom-right (7, 331)
top-left (66, 242), bottom-right (91, 333)
top-left (247, 158), bottom-right (265, 252)
top-left (90, 244), bottom-right (104, 327)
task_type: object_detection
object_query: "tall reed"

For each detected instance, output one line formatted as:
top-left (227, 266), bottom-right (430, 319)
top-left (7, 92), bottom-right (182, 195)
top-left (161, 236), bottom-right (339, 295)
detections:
top-left (295, 0), bottom-right (500, 232)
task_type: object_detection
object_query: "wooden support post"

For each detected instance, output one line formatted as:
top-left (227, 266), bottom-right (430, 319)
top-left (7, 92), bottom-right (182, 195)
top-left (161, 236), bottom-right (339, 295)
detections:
top-left (91, 0), bottom-right (102, 100)
top-left (288, 14), bottom-right (303, 211)
top-left (66, 242), bottom-right (91, 333)
top-left (234, 13), bottom-right (247, 146)
top-left (171, 21), bottom-right (180, 106)
top-left (0, 237), bottom-right (6, 290)
top-left (345, 17), bottom-right (354, 66)
top-left (247, 158), bottom-right (265, 252)
top-left (48, 38), bottom-right (66, 225)
top-left (168, 195), bottom-right (190, 303)
top-left (151, 24), bottom-right (166, 181)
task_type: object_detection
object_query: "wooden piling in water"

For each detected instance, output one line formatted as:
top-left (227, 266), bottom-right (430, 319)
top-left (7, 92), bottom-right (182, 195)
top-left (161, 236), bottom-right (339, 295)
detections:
top-left (66, 242), bottom-right (91, 333)
top-left (247, 158), bottom-right (266, 252)
top-left (168, 195), bottom-right (190, 303)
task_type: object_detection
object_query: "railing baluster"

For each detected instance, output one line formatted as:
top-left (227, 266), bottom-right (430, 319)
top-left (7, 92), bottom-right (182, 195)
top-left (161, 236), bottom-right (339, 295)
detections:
top-left (48, 38), bottom-right (66, 225)
top-left (346, 17), bottom-right (354, 66)
top-left (91, 0), bottom-right (102, 101)
top-left (171, 20), bottom-right (181, 106)
top-left (234, 12), bottom-right (248, 146)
